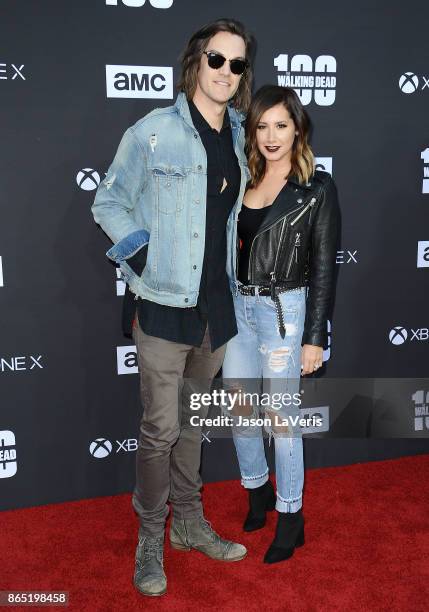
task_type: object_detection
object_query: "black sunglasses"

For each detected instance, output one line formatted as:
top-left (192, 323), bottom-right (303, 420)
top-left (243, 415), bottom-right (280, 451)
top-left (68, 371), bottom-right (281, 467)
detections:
top-left (203, 51), bottom-right (248, 75)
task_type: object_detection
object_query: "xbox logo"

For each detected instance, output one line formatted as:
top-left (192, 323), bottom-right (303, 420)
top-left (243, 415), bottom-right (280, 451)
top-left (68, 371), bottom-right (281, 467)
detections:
top-left (89, 438), bottom-right (112, 458)
top-left (389, 326), bottom-right (408, 345)
top-left (399, 72), bottom-right (419, 94)
top-left (76, 168), bottom-right (100, 191)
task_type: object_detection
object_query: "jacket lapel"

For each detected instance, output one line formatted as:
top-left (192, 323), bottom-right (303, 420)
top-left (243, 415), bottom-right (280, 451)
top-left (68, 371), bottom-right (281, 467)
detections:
top-left (255, 181), bottom-right (303, 234)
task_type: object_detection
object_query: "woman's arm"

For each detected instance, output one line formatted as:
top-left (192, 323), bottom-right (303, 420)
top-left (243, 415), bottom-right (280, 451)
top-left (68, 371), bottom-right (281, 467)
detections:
top-left (301, 176), bottom-right (341, 350)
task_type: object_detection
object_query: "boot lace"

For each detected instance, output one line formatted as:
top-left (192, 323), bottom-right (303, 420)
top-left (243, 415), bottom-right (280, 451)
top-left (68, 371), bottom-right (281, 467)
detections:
top-left (136, 535), bottom-right (164, 568)
top-left (199, 518), bottom-right (220, 543)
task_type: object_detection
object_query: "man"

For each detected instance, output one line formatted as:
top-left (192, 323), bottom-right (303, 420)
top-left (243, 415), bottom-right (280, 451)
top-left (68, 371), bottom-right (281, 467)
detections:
top-left (91, 19), bottom-right (254, 596)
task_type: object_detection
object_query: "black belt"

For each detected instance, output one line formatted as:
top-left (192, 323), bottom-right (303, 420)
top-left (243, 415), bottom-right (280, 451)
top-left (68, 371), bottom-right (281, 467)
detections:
top-left (237, 284), bottom-right (291, 297)
top-left (237, 284), bottom-right (304, 339)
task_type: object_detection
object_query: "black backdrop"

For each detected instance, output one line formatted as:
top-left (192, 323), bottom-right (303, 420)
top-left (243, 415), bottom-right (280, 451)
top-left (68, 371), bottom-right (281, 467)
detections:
top-left (1, 0), bottom-right (428, 511)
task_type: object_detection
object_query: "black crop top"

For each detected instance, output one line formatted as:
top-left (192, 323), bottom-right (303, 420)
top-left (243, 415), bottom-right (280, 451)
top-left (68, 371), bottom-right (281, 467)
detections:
top-left (237, 203), bottom-right (270, 285)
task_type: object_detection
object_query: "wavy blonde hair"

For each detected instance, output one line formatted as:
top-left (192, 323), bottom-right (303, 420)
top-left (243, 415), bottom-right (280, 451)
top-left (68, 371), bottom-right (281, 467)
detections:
top-left (176, 18), bottom-right (255, 113)
top-left (246, 85), bottom-right (315, 186)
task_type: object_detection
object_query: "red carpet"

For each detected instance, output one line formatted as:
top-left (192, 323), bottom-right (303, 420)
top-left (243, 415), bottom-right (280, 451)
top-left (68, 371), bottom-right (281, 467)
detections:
top-left (2, 455), bottom-right (429, 612)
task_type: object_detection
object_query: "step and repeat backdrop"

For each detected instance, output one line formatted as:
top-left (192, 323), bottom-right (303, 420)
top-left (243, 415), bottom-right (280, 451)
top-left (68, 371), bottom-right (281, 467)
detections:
top-left (1, 0), bottom-right (429, 510)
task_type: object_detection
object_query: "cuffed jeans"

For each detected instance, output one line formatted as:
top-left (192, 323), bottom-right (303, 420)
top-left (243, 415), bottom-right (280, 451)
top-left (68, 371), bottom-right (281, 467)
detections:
top-left (132, 316), bottom-right (226, 537)
top-left (222, 287), bottom-right (306, 513)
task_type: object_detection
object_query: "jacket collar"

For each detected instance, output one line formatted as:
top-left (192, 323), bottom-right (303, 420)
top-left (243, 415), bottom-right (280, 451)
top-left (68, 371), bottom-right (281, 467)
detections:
top-left (174, 91), bottom-right (245, 145)
top-left (286, 173), bottom-right (314, 190)
top-left (254, 178), bottom-right (314, 235)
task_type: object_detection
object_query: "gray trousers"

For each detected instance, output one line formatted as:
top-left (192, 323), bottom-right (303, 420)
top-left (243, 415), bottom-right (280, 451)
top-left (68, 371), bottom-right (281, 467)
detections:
top-left (132, 315), bottom-right (226, 537)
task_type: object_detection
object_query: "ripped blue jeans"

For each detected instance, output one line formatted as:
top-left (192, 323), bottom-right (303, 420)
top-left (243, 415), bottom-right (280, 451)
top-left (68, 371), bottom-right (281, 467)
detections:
top-left (222, 286), bottom-right (306, 513)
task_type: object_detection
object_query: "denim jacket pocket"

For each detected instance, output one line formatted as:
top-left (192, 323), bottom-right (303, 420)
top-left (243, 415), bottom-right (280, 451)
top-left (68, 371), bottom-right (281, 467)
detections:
top-left (152, 165), bottom-right (187, 215)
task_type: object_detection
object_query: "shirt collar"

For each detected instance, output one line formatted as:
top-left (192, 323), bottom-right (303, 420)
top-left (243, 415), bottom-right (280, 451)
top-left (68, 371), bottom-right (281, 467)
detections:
top-left (188, 98), bottom-right (230, 134)
top-left (173, 93), bottom-right (245, 150)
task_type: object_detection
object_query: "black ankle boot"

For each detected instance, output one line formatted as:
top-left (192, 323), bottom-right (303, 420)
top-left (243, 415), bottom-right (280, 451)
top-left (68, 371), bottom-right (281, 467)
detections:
top-left (243, 480), bottom-right (276, 532)
top-left (263, 509), bottom-right (305, 564)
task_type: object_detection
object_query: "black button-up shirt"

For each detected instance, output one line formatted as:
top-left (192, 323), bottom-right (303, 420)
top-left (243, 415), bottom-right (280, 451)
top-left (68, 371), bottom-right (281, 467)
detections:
top-left (121, 99), bottom-right (240, 352)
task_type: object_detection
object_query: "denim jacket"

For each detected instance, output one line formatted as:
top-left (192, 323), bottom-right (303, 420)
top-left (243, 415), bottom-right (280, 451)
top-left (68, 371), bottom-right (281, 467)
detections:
top-left (91, 92), bottom-right (250, 307)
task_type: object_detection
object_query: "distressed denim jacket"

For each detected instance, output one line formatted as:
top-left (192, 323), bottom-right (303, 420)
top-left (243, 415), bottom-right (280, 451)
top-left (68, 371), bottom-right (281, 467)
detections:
top-left (91, 92), bottom-right (249, 307)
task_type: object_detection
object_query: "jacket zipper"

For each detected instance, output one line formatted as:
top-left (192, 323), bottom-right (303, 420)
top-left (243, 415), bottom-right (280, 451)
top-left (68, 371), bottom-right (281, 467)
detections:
top-left (247, 215), bottom-right (286, 283)
top-left (247, 195), bottom-right (317, 286)
top-left (285, 232), bottom-right (301, 278)
top-left (268, 201), bottom-right (309, 295)
top-left (290, 197), bottom-right (317, 226)
top-left (269, 217), bottom-right (288, 298)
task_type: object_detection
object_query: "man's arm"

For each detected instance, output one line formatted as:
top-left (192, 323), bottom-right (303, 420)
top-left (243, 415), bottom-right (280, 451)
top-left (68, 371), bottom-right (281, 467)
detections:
top-left (91, 127), bottom-right (148, 251)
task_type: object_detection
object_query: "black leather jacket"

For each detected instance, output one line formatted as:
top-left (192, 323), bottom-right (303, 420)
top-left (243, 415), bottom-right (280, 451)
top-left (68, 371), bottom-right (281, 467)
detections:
top-left (237, 170), bottom-right (340, 348)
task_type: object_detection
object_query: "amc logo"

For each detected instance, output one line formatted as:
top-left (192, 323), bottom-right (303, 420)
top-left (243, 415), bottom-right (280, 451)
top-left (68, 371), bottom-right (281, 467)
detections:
top-left (106, 65), bottom-right (173, 99)
top-left (117, 346), bottom-right (138, 375)
top-left (417, 241), bottom-right (429, 268)
top-left (314, 157), bottom-right (332, 175)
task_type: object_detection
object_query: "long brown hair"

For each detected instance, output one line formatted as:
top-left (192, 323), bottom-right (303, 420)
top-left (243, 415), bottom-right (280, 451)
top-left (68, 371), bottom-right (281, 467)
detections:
top-left (246, 85), bottom-right (315, 187)
top-left (176, 18), bottom-right (255, 113)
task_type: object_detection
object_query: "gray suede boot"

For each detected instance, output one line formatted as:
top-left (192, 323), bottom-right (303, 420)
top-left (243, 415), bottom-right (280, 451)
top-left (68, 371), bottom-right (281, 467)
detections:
top-left (170, 516), bottom-right (247, 561)
top-left (133, 532), bottom-right (166, 597)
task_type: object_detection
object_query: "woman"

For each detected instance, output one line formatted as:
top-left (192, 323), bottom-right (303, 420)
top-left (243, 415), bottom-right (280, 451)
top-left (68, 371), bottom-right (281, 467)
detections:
top-left (222, 84), bottom-right (340, 564)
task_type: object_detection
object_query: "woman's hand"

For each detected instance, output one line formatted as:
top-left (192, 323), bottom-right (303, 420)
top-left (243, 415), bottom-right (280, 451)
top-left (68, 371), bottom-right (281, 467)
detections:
top-left (301, 344), bottom-right (323, 375)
